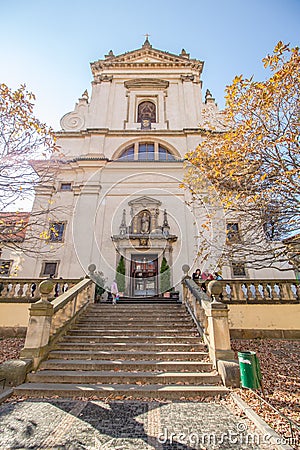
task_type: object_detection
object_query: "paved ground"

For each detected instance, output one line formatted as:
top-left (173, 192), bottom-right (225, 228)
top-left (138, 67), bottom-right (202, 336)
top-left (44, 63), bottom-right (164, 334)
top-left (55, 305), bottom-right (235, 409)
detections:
top-left (0, 397), bottom-right (272, 449)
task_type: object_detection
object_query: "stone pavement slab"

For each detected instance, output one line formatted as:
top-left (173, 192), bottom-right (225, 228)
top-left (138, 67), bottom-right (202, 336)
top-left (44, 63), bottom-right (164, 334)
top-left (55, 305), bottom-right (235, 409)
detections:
top-left (0, 398), bottom-right (272, 449)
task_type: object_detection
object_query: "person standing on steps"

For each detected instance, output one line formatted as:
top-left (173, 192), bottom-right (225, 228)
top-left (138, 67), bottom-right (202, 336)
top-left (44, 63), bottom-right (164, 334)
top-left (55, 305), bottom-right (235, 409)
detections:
top-left (214, 272), bottom-right (223, 280)
top-left (192, 268), bottom-right (201, 281)
top-left (111, 279), bottom-right (119, 305)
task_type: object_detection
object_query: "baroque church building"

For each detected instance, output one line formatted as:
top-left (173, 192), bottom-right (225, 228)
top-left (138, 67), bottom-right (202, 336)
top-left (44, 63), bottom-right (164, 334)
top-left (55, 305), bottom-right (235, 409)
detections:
top-left (5, 38), bottom-right (294, 294)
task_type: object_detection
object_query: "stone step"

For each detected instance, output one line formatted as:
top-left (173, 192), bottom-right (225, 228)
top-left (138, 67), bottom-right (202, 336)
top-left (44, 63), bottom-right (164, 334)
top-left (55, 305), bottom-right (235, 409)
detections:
top-left (87, 304), bottom-right (184, 310)
top-left (86, 310), bottom-right (183, 315)
top-left (27, 370), bottom-right (221, 385)
top-left (79, 316), bottom-right (189, 323)
top-left (73, 323), bottom-right (195, 330)
top-left (14, 383), bottom-right (228, 399)
top-left (69, 329), bottom-right (198, 336)
top-left (83, 310), bottom-right (186, 315)
top-left (77, 319), bottom-right (193, 326)
top-left (55, 342), bottom-right (205, 351)
top-left (62, 335), bottom-right (201, 344)
top-left (40, 359), bottom-right (213, 372)
top-left (48, 350), bottom-right (209, 361)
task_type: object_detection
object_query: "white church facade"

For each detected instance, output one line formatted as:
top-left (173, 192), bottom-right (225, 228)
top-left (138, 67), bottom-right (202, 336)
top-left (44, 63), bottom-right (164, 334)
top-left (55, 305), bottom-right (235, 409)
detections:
top-left (1, 38), bottom-right (295, 294)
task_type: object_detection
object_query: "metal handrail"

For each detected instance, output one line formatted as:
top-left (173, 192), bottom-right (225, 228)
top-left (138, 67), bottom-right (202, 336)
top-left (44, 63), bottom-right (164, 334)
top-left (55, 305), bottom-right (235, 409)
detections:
top-left (249, 388), bottom-right (300, 441)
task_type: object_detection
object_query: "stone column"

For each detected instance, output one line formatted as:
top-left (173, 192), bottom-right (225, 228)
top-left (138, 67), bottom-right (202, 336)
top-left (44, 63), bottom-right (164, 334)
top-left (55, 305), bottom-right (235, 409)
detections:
top-left (149, 208), bottom-right (159, 232)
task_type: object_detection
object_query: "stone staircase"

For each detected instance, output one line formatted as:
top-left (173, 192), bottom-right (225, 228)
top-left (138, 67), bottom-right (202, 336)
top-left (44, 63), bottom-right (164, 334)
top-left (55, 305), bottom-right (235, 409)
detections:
top-left (15, 302), bottom-right (228, 399)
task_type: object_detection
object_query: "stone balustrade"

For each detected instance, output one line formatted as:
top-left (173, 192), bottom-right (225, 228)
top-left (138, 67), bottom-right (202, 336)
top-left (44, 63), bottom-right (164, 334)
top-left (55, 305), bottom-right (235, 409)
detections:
top-left (21, 278), bottom-right (94, 369)
top-left (182, 277), bottom-right (235, 369)
top-left (0, 278), bottom-right (80, 302)
top-left (204, 279), bottom-right (300, 303)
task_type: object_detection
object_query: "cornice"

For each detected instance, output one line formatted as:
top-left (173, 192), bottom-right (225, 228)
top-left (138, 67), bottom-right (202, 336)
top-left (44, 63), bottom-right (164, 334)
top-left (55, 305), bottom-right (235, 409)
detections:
top-left (55, 127), bottom-right (222, 138)
top-left (124, 78), bottom-right (169, 89)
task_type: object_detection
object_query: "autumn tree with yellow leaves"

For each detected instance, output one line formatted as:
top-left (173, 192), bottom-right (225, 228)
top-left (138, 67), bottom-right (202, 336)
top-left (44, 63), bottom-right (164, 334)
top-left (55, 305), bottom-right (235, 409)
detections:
top-left (0, 83), bottom-right (62, 256)
top-left (185, 42), bottom-right (300, 272)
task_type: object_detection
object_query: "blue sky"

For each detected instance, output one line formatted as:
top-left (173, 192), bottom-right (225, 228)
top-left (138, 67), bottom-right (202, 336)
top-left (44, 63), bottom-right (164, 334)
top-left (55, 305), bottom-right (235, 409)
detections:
top-left (1, 0), bottom-right (299, 130)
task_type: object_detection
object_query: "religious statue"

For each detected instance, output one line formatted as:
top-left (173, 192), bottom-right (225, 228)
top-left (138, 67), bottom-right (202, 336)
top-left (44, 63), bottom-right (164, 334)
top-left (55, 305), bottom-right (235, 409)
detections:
top-left (141, 212), bottom-right (150, 234)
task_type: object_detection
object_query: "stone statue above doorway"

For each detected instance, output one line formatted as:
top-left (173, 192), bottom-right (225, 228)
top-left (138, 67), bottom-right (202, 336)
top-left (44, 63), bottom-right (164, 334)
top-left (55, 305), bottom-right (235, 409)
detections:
top-left (140, 211), bottom-right (150, 234)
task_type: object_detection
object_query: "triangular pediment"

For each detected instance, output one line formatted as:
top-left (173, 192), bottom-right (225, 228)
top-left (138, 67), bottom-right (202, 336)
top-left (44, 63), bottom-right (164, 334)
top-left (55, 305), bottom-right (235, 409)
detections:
top-left (130, 55), bottom-right (166, 63)
top-left (128, 196), bottom-right (162, 207)
top-left (90, 42), bottom-right (204, 77)
top-left (112, 48), bottom-right (186, 64)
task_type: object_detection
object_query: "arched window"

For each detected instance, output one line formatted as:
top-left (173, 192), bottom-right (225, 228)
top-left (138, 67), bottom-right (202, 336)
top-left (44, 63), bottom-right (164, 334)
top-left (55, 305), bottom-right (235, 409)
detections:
top-left (137, 101), bottom-right (156, 123)
top-left (158, 145), bottom-right (176, 161)
top-left (139, 143), bottom-right (154, 160)
top-left (117, 143), bottom-right (177, 161)
top-left (118, 145), bottom-right (134, 161)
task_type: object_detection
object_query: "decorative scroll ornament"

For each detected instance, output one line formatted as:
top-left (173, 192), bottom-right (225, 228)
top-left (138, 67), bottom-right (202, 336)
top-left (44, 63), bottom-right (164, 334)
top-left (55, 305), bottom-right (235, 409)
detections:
top-left (60, 112), bottom-right (85, 131)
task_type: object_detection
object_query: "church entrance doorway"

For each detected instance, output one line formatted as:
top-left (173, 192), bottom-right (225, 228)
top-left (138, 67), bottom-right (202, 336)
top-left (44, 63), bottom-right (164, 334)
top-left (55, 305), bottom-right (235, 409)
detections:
top-left (130, 254), bottom-right (158, 297)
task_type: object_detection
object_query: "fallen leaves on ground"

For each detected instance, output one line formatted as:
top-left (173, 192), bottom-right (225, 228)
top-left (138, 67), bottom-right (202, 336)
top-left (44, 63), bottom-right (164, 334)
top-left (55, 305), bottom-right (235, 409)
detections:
top-left (0, 338), bottom-right (25, 364)
top-left (231, 338), bottom-right (300, 449)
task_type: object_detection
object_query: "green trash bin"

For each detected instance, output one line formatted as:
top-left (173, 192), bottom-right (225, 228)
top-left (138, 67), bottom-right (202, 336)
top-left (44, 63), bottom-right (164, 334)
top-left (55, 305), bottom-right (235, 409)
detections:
top-left (238, 351), bottom-right (262, 389)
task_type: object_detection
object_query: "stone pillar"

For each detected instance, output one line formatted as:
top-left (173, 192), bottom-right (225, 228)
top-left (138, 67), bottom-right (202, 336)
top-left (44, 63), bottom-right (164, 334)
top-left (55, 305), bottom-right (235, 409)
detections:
top-left (150, 208), bottom-right (158, 232)
top-left (206, 302), bottom-right (235, 368)
top-left (20, 280), bottom-right (54, 369)
top-left (132, 215), bottom-right (139, 233)
top-left (181, 265), bottom-right (190, 305)
top-left (21, 301), bottom-right (54, 369)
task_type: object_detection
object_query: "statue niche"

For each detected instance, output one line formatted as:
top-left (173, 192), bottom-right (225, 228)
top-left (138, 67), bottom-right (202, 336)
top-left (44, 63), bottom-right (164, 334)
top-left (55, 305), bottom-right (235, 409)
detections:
top-left (137, 210), bottom-right (151, 234)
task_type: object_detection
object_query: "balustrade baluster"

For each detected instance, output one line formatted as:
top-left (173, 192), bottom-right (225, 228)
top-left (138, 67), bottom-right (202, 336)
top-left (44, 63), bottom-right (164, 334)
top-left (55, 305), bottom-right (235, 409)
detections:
top-left (247, 283), bottom-right (255, 301)
top-left (272, 283), bottom-right (280, 301)
top-left (263, 283), bottom-right (272, 301)
top-left (279, 282), bottom-right (293, 301)
top-left (286, 282), bottom-right (295, 301)
top-left (256, 283), bottom-right (264, 301)
top-left (231, 282), bottom-right (240, 301)
top-left (0, 281), bottom-right (8, 297)
top-left (21, 283), bottom-right (29, 298)
top-left (240, 282), bottom-right (248, 302)
top-left (14, 283), bottom-right (21, 297)
top-left (295, 283), bottom-right (300, 302)
top-left (223, 283), bottom-right (232, 302)
top-left (7, 283), bottom-right (14, 298)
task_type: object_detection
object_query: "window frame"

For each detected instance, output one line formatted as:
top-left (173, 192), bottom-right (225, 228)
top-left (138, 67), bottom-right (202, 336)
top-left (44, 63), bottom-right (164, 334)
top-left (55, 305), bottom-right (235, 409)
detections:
top-left (0, 259), bottom-right (13, 277)
top-left (231, 261), bottom-right (247, 278)
top-left (137, 100), bottom-right (157, 124)
top-left (117, 142), bottom-right (177, 162)
top-left (40, 260), bottom-right (60, 278)
top-left (59, 182), bottom-right (72, 191)
top-left (49, 221), bottom-right (66, 243)
top-left (226, 222), bottom-right (242, 243)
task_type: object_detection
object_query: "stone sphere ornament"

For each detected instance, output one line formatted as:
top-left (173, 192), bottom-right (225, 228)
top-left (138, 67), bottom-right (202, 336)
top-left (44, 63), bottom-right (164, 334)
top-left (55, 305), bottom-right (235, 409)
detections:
top-left (182, 264), bottom-right (190, 275)
top-left (207, 280), bottom-right (223, 303)
top-left (39, 279), bottom-right (54, 295)
top-left (88, 264), bottom-right (96, 274)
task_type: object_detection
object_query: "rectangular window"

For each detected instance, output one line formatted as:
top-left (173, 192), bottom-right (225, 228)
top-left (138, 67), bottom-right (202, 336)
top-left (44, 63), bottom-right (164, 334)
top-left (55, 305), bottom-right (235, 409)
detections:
top-left (232, 262), bottom-right (246, 277)
top-left (60, 183), bottom-right (72, 191)
top-left (49, 222), bottom-right (65, 242)
top-left (0, 260), bottom-right (12, 276)
top-left (226, 222), bottom-right (241, 242)
top-left (41, 261), bottom-right (59, 277)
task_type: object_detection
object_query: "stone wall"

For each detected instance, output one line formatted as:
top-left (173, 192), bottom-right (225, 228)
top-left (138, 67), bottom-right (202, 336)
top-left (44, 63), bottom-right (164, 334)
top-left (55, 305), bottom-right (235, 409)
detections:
top-left (0, 303), bottom-right (29, 337)
top-left (228, 304), bottom-right (300, 339)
